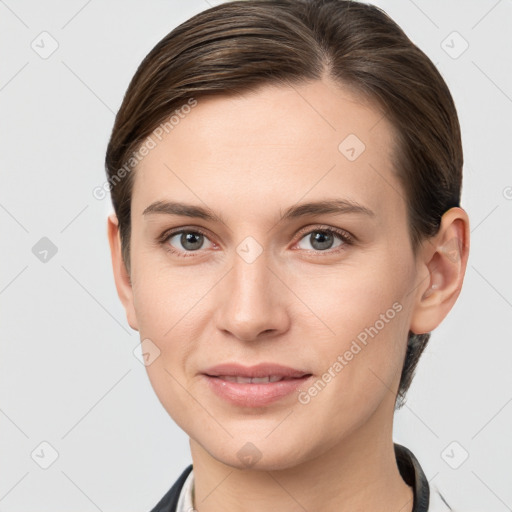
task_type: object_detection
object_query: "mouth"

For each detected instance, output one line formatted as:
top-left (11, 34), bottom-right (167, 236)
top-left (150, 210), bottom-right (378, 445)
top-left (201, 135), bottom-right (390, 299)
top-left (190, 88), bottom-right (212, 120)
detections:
top-left (200, 363), bottom-right (313, 407)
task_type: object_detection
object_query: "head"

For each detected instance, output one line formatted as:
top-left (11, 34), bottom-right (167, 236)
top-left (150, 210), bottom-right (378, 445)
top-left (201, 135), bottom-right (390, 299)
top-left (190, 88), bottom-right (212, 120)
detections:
top-left (106, 0), bottom-right (469, 469)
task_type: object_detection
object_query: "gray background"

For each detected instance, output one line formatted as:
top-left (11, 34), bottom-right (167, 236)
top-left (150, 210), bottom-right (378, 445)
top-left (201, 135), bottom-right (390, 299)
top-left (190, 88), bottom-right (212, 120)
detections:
top-left (1, 0), bottom-right (511, 510)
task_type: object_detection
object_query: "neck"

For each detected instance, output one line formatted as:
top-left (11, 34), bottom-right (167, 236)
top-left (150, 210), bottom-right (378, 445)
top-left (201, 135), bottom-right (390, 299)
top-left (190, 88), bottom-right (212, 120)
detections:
top-left (188, 401), bottom-right (413, 512)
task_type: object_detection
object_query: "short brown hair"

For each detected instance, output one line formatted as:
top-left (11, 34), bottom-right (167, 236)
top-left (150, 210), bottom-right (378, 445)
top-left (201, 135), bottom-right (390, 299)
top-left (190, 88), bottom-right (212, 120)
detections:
top-left (105, 0), bottom-right (463, 407)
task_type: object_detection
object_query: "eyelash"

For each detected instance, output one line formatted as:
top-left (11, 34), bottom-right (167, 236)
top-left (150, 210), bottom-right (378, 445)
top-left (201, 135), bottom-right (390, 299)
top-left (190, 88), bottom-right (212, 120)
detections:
top-left (157, 225), bottom-right (355, 259)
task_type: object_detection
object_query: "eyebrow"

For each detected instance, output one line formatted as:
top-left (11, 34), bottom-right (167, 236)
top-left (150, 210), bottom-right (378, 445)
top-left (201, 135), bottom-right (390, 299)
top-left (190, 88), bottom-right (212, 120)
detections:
top-left (142, 198), bottom-right (375, 223)
top-left (143, 201), bottom-right (225, 223)
top-left (280, 199), bottom-right (375, 221)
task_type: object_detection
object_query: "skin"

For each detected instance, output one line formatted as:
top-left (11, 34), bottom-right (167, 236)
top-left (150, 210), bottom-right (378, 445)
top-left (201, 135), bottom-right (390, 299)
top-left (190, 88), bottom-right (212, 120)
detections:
top-left (108, 76), bottom-right (469, 512)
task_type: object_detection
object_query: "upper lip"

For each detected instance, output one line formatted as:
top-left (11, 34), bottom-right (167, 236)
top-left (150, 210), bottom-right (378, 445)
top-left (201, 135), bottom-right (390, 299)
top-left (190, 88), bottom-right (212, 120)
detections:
top-left (203, 363), bottom-right (311, 379)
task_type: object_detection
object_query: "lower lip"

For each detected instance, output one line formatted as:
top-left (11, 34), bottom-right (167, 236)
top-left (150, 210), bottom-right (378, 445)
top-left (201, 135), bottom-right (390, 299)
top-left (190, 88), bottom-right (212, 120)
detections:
top-left (202, 374), bottom-right (313, 407)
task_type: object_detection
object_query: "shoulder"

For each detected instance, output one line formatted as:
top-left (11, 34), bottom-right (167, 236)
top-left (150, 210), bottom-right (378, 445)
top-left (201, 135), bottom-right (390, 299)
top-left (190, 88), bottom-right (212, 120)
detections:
top-left (148, 464), bottom-right (193, 512)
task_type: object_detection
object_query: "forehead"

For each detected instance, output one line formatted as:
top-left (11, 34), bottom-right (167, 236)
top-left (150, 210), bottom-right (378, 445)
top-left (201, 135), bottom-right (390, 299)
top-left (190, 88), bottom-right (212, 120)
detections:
top-left (131, 78), bottom-right (404, 224)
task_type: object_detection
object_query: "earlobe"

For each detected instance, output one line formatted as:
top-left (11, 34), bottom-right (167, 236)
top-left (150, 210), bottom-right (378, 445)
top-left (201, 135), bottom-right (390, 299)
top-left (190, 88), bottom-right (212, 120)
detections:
top-left (107, 213), bottom-right (139, 331)
top-left (410, 207), bottom-right (470, 335)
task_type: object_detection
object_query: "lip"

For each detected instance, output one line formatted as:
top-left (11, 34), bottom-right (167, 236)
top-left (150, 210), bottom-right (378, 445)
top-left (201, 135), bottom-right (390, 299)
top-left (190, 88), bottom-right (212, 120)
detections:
top-left (201, 363), bottom-right (313, 407)
top-left (202, 362), bottom-right (310, 379)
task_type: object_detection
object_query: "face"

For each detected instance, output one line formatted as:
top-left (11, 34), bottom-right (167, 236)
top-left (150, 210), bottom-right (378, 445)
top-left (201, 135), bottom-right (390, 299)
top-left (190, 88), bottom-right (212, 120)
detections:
top-left (116, 77), bottom-right (425, 470)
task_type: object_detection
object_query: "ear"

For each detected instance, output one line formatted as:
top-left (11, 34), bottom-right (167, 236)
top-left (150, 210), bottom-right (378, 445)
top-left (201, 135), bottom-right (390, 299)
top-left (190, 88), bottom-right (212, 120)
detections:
top-left (409, 206), bottom-right (470, 335)
top-left (107, 213), bottom-right (139, 331)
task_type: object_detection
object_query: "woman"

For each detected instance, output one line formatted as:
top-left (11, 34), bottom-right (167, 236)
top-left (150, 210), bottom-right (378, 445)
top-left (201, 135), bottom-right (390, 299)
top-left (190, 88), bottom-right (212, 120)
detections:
top-left (105, 1), bottom-right (470, 510)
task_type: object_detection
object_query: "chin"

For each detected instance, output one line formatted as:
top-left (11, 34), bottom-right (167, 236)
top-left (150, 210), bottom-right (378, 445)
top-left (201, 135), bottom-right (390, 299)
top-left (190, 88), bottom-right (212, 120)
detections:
top-left (199, 434), bottom-right (312, 472)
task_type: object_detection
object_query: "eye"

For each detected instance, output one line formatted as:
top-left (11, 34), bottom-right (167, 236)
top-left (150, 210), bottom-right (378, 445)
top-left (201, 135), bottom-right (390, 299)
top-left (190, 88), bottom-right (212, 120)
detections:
top-left (159, 228), bottom-right (215, 257)
top-left (295, 226), bottom-right (354, 252)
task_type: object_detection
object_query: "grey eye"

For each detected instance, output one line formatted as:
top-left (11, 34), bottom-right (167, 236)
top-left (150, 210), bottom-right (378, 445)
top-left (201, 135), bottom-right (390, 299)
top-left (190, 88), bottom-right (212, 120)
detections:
top-left (168, 231), bottom-right (213, 251)
top-left (297, 230), bottom-right (344, 251)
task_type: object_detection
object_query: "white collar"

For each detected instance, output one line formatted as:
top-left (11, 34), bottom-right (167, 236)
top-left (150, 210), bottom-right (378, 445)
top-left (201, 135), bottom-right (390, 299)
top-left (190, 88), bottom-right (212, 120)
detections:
top-left (176, 468), bottom-right (195, 512)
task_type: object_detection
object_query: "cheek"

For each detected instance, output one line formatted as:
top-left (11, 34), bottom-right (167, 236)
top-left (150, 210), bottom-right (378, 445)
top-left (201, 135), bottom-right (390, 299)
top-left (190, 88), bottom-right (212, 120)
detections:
top-left (300, 254), bottom-right (407, 340)
top-left (292, 289), bottom-right (408, 440)
top-left (301, 252), bottom-right (412, 399)
top-left (130, 245), bottom-right (210, 337)
top-left (132, 270), bottom-right (203, 431)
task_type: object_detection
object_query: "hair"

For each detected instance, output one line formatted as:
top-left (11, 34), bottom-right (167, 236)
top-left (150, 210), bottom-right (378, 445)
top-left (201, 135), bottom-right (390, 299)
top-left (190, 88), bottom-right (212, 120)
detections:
top-left (104, 0), bottom-right (463, 407)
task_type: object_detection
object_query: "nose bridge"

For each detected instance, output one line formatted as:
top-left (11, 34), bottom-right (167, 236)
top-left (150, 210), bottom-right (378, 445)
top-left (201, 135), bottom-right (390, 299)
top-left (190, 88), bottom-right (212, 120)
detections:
top-left (216, 239), bottom-right (287, 340)
top-left (231, 244), bottom-right (273, 315)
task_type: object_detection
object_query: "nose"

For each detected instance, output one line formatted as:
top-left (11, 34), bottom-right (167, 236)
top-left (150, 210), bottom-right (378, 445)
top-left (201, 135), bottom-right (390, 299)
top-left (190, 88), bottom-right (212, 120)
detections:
top-left (214, 248), bottom-right (291, 342)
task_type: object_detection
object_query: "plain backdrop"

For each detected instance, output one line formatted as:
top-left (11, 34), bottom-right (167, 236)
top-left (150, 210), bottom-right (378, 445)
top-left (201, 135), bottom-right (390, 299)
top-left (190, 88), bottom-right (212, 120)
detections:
top-left (1, 0), bottom-right (511, 510)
